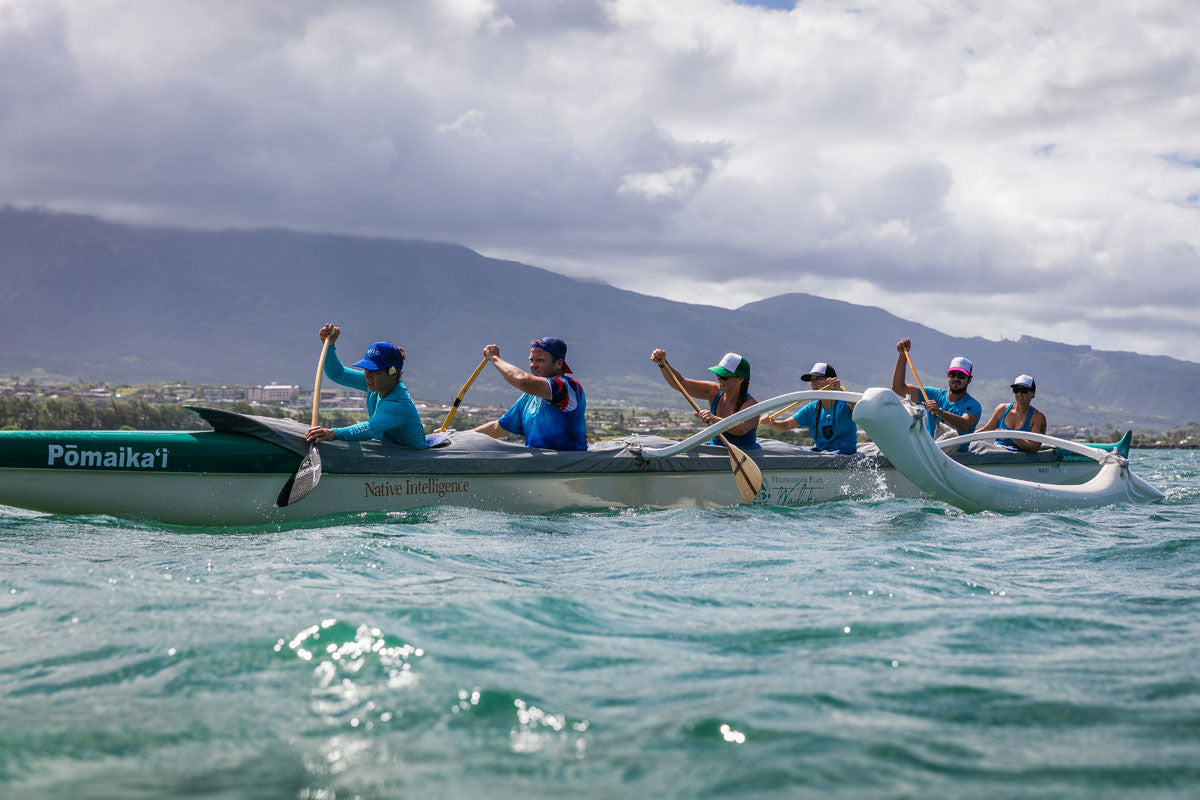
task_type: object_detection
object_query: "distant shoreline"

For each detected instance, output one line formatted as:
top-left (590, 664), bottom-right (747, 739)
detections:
top-left (1134, 444), bottom-right (1199, 450)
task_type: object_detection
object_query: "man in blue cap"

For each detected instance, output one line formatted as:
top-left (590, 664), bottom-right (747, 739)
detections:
top-left (304, 323), bottom-right (428, 448)
top-left (473, 337), bottom-right (587, 451)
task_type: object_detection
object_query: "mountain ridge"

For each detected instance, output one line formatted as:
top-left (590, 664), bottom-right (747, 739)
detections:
top-left (2, 206), bottom-right (1196, 429)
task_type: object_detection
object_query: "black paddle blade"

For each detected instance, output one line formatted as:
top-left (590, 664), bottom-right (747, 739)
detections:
top-left (277, 445), bottom-right (322, 507)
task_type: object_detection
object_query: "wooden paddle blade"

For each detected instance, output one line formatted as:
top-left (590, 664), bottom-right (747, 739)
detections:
top-left (277, 445), bottom-right (322, 507)
top-left (724, 441), bottom-right (762, 503)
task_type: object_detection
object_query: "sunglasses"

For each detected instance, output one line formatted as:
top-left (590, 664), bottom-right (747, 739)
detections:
top-left (1012, 386), bottom-right (1032, 394)
top-left (947, 372), bottom-right (968, 379)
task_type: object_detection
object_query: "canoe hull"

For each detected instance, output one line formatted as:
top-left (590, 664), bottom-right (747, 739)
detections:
top-left (0, 413), bottom-right (1109, 525)
top-left (0, 458), bottom-right (1101, 527)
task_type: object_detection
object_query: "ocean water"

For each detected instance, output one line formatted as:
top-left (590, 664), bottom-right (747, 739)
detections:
top-left (1, 450), bottom-right (1198, 800)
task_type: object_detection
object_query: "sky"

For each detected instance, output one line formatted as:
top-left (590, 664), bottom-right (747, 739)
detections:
top-left (3, 0), bottom-right (1199, 361)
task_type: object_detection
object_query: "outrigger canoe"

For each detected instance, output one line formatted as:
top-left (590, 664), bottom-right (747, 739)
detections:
top-left (0, 391), bottom-right (1151, 526)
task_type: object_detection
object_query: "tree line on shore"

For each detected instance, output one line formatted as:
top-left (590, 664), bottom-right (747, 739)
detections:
top-left (0, 397), bottom-right (364, 432)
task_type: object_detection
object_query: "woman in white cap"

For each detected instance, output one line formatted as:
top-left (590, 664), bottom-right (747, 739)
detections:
top-left (979, 374), bottom-right (1046, 453)
top-left (304, 324), bottom-right (428, 448)
top-left (650, 349), bottom-right (760, 449)
top-left (763, 362), bottom-right (857, 454)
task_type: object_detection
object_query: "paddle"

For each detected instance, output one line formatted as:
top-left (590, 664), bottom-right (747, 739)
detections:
top-left (901, 348), bottom-right (931, 404)
top-left (765, 401), bottom-right (802, 423)
top-left (764, 383), bottom-right (845, 423)
top-left (902, 346), bottom-right (955, 435)
top-left (436, 357), bottom-right (488, 432)
top-left (662, 360), bottom-right (762, 503)
top-left (277, 337), bottom-right (331, 507)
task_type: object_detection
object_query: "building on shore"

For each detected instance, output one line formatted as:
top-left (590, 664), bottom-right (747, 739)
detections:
top-left (246, 384), bottom-right (300, 404)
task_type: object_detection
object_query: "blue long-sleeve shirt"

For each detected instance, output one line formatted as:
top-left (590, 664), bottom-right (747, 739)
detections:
top-left (322, 345), bottom-right (428, 449)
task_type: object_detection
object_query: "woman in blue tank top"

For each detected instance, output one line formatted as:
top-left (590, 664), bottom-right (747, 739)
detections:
top-left (979, 374), bottom-right (1047, 453)
top-left (650, 349), bottom-right (760, 449)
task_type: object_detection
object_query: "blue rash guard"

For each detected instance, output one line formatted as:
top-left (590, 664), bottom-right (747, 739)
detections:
top-left (995, 403), bottom-right (1037, 451)
top-left (708, 392), bottom-right (760, 449)
top-left (921, 387), bottom-right (982, 452)
top-left (792, 399), bottom-right (857, 455)
top-left (322, 345), bottom-right (428, 449)
top-left (498, 375), bottom-right (587, 451)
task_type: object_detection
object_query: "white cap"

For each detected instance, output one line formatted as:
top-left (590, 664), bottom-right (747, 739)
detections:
top-left (1011, 374), bottom-right (1036, 390)
top-left (801, 362), bottom-right (835, 381)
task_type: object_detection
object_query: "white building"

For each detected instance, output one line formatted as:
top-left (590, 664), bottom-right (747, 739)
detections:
top-left (246, 384), bottom-right (300, 403)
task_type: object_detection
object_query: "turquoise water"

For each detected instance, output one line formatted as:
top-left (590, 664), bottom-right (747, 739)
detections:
top-left (2, 450), bottom-right (1198, 799)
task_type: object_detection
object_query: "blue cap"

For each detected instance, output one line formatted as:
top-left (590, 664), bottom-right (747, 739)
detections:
top-left (353, 341), bottom-right (405, 372)
top-left (531, 337), bottom-right (572, 373)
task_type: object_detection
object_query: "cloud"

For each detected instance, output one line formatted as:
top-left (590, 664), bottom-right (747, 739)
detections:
top-left (438, 108), bottom-right (489, 139)
top-left (2, 0), bottom-right (1199, 360)
top-left (618, 164), bottom-right (702, 202)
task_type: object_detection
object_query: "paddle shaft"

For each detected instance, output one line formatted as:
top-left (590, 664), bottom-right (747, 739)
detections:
top-left (661, 360), bottom-right (712, 418)
top-left (765, 384), bottom-right (845, 422)
top-left (311, 338), bottom-right (331, 427)
top-left (765, 401), bottom-right (801, 423)
top-left (437, 357), bottom-right (489, 432)
top-left (902, 349), bottom-right (931, 404)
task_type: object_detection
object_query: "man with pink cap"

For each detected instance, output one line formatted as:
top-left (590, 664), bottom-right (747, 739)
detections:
top-left (891, 338), bottom-right (981, 451)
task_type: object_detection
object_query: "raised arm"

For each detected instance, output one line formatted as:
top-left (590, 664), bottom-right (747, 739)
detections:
top-left (891, 338), bottom-right (920, 402)
top-left (483, 344), bottom-right (553, 400)
top-left (649, 349), bottom-right (718, 402)
top-left (315, 324), bottom-right (367, 392)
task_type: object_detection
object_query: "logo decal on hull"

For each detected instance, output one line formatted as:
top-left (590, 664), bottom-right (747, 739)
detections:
top-left (47, 444), bottom-right (169, 470)
top-left (363, 478), bottom-right (471, 499)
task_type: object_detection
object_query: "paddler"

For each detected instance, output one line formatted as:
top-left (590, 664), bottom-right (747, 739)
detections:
top-left (304, 324), bottom-right (428, 448)
top-left (473, 337), bottom-right (588, 451)
top-left (762, 362), bottom-right (857, 454)
top-left (650, 349), bottom-right (761, 449)
top-left (891, 338), bottom-right (981, 452)
top-left (979, 374), bottom-right (1047, 453)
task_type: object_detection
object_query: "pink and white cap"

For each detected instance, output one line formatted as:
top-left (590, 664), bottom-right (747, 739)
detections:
top-left (947, 356), bottom-right (973, 376)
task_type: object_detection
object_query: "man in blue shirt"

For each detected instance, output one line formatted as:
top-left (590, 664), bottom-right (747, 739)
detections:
top-left (891, 338), bottom-right (981, 451)
top-left (474, 337), bottom-right (587, 451)
top-left (305, 324), bottom-right (429, 448)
